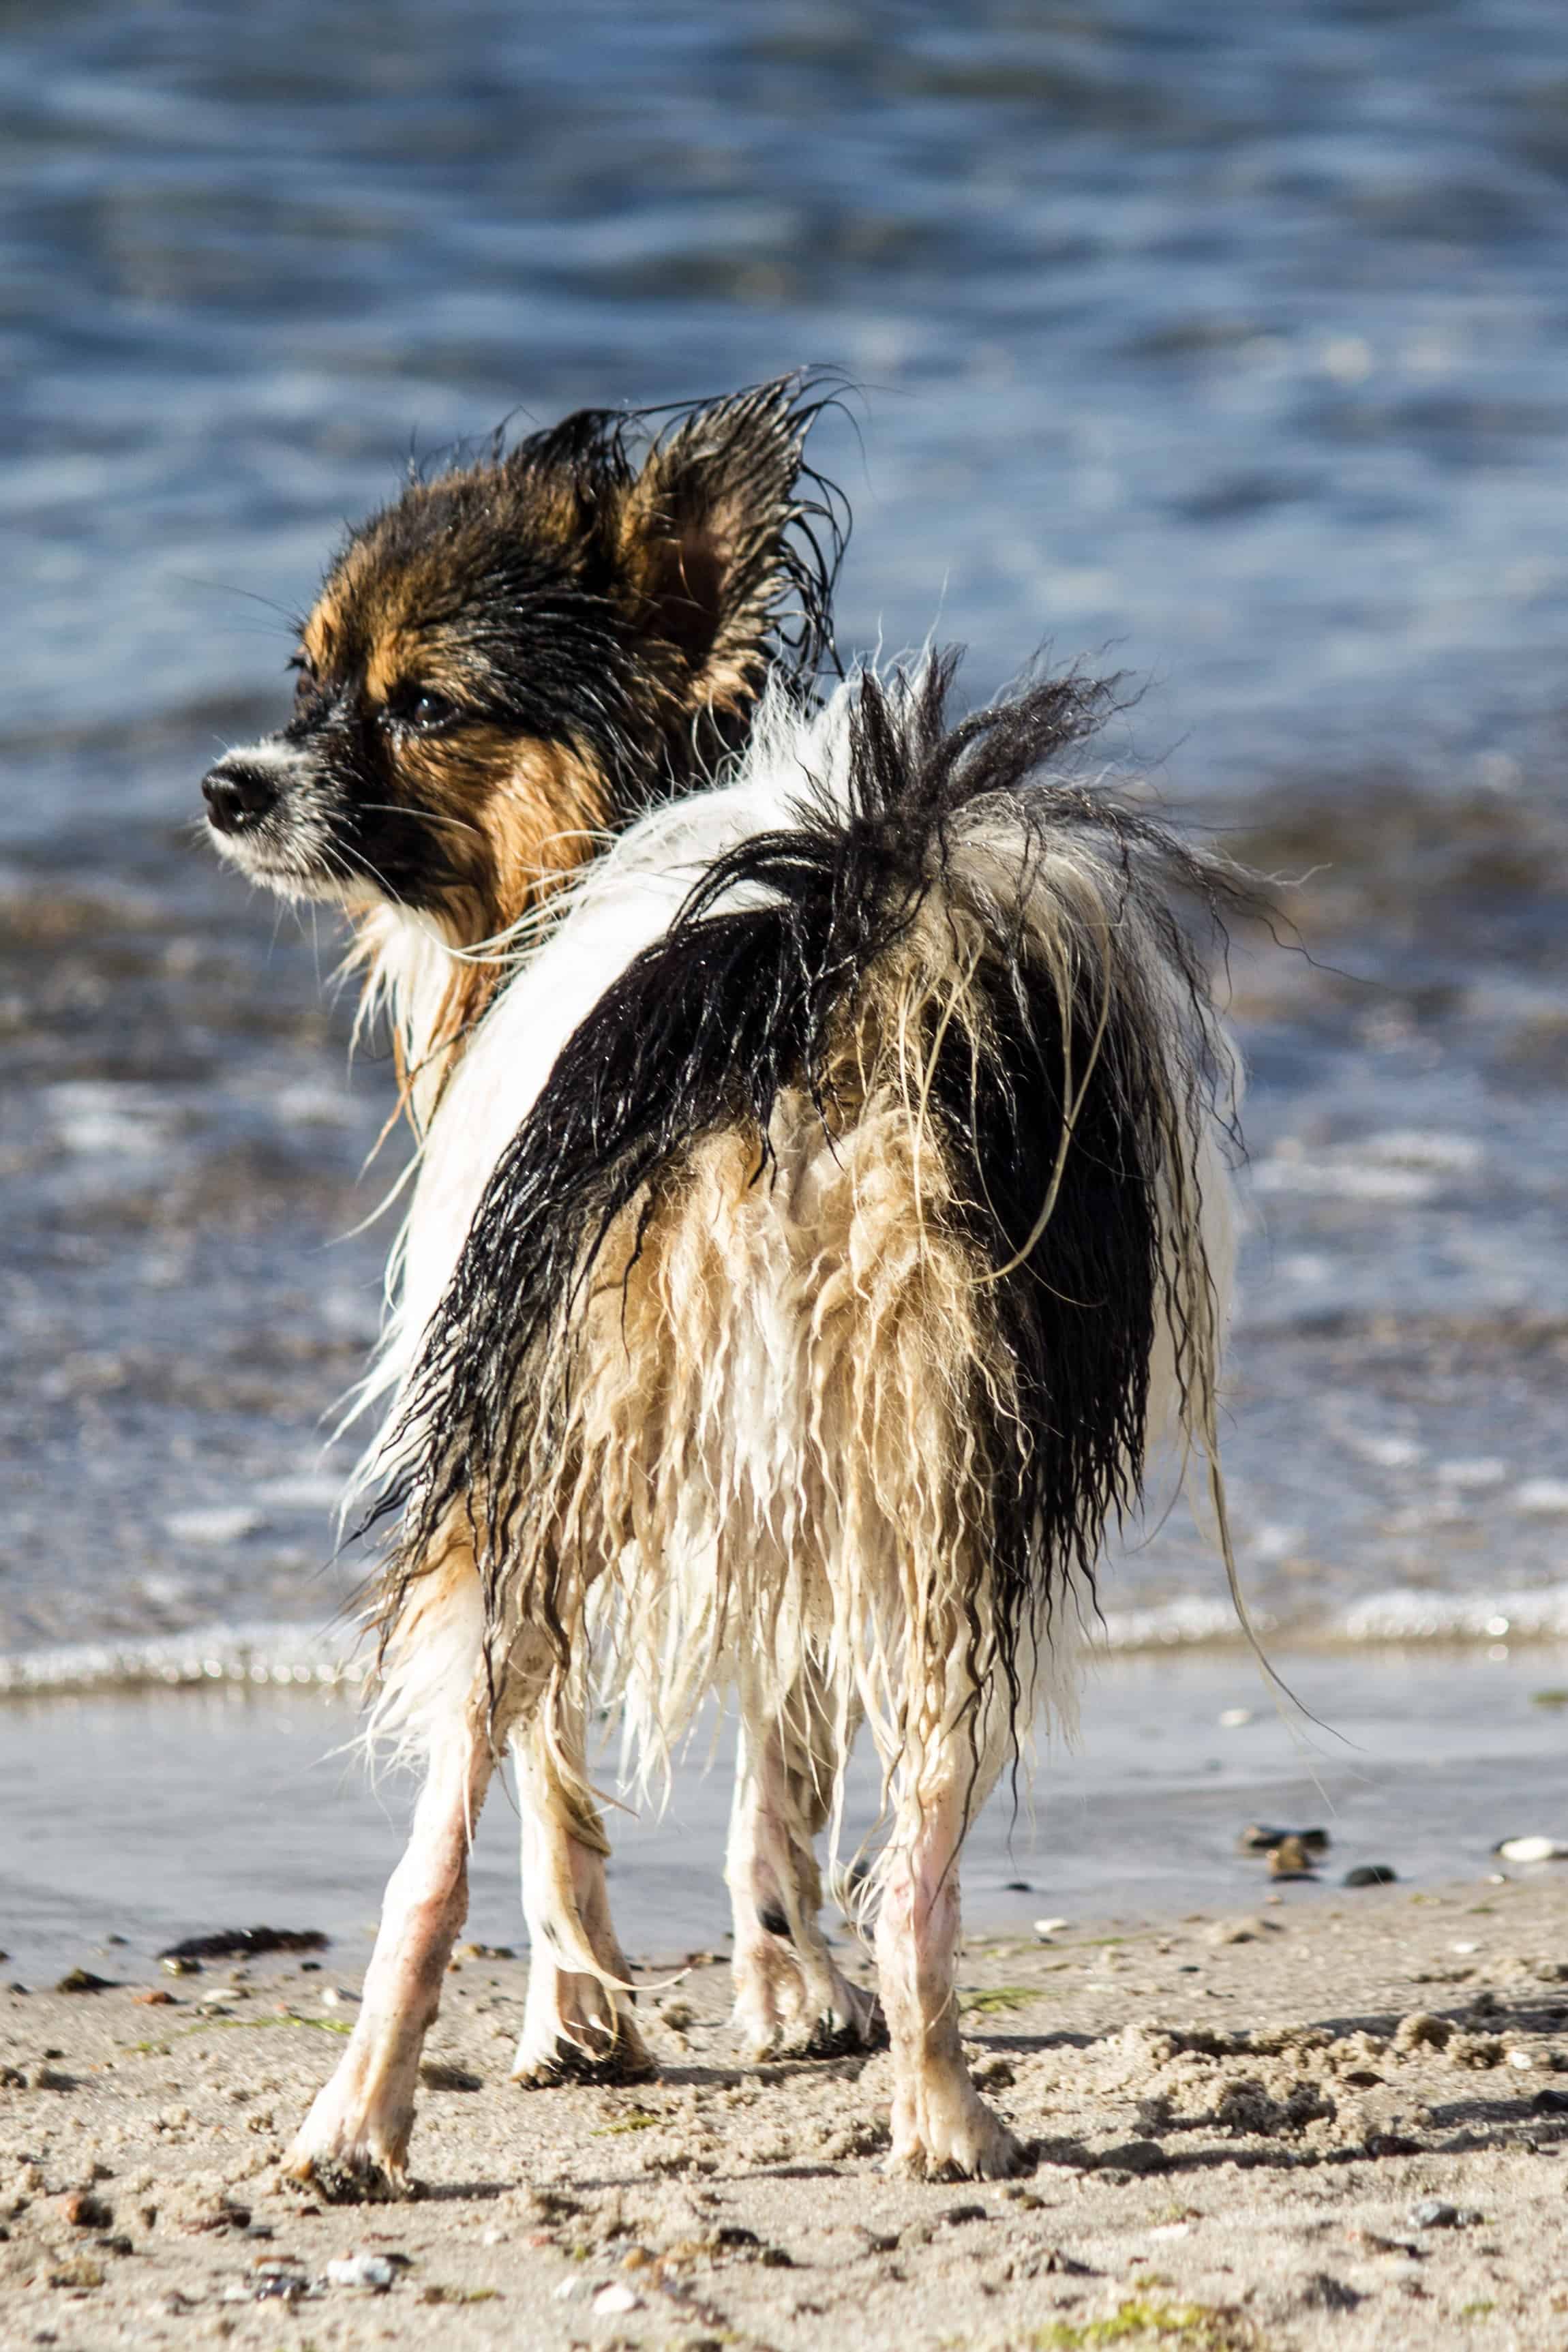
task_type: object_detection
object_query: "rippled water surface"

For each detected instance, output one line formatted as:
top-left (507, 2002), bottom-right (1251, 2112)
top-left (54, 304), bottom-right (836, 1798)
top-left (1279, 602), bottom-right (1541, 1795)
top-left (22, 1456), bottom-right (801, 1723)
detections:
top-left (4, 0), bottom-right (1568, 1685)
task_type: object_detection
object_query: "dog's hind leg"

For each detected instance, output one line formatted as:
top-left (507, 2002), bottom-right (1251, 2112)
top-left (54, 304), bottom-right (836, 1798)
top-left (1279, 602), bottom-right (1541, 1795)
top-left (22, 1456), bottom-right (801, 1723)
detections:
top-left (875, 1734), bottom-right (1024, 2182)
top-left (509, 1704), bottom-right (655, 2087)
top-left (727, 1678), bottom-right (884, 2061)
top-left (284, 1689), bottom-right (494, 2201)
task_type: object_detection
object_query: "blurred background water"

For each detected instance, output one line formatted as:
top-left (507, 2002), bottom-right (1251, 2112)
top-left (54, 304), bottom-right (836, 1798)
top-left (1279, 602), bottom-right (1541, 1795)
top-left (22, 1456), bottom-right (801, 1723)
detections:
top-left (3, 0), bottom-right (1568, 1702)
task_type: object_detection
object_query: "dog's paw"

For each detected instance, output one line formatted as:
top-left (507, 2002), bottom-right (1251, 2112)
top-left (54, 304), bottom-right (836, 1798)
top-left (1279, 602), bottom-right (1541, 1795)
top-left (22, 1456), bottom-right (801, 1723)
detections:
top-left (283, 2141), bottom-right (415, 2205)
top-left (797, 1980), bottom-right (888, 2060)
top-left (509, 2019), bottom-right (657, 2090)
top-left (883, 2086), bottom-right (1027, 2182)
top-left (734, 1944), bottom-right (886, 2062)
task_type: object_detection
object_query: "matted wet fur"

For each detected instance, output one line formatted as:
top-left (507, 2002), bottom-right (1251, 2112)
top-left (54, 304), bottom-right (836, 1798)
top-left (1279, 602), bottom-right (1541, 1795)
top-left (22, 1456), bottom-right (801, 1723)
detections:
top-left (278, 654), bottom-right (1252, 2200)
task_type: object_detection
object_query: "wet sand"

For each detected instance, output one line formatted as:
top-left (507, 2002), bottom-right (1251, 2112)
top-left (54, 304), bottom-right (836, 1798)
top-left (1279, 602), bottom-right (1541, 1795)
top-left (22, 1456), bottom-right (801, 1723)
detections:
top-left (5, 1878), bottom-right (1568, 2349)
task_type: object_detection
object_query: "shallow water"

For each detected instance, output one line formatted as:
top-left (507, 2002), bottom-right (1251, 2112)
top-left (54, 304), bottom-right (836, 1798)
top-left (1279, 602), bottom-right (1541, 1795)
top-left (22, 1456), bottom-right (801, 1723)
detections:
top-left (3, 1), bottom-right (1568, 1684)
top-left (6, 1649), bottom-right (1568, 1981)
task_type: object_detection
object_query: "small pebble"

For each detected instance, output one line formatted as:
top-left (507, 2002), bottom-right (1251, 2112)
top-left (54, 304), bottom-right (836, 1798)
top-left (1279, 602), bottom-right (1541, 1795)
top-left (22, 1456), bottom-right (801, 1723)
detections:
top-left (1269, 1836), bottom-right (1318, 1880)
top-left (1407, 2200), bottom-right (1480, 2231)
top-left (1301, 2274), bottom-right (1363, 2314)
top-left (1238, 1823), bottom-right (1329, 1856)
top-left (552, 2276), bottom-right (582, 2300)
top-left (1218, 1707), bottom-right (1254, 1728)
top-left (1531, 2087), bottom-right (1568, 2115)
top-left (1343, 1865), bottom-right (1398, 1888)
top-left (418, 2060), bottom-right (483, 2091)
top-left (325, 2252), bottom-right (397, 2291)
top-left (56, 1968), bottom-right (116, 1994)
top-left (134, 1989), bottom-right (174, 2007)
top-left (592, 2280), bottom-right (642, 2315)
top-left (320, 1986), bottom-right (359, 2007)
top-left (1033, 1916), bottom-right (1071, 1940)
top-left (1494, 1836), bottom-right (1568, 1864)
top-left (1204, 1916), bottom-right (1265, 1947)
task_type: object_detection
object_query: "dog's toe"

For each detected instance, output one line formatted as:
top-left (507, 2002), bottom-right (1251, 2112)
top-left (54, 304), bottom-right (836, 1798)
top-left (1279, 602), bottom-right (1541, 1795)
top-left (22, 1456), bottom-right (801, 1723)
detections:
top-left (284, 2146), bottom-right (414, 2205)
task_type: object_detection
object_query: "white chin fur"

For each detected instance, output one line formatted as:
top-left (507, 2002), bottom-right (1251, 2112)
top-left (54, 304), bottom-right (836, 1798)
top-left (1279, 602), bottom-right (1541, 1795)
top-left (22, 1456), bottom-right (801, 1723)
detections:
top-left (206, 826), bottom-right (350, 902)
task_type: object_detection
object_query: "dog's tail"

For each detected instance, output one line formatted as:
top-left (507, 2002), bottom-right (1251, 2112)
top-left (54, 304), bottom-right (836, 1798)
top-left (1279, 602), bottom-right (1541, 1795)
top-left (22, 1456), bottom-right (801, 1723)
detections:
top-left (370, 656), bottom-right (1254, 1765)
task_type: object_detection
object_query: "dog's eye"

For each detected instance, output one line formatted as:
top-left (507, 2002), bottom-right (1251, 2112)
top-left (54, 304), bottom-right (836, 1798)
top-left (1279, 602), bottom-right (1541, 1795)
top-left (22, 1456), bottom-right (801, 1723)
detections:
top-left (291, 663), bottom-right (316, 705)
top-left (385, 684), bottom-right (459, 734)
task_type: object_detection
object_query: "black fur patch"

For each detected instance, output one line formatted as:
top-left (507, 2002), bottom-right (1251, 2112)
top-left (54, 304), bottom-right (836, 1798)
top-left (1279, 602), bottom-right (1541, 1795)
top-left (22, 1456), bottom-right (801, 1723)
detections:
top-left (373, 659), bottom-right (1250, 1730)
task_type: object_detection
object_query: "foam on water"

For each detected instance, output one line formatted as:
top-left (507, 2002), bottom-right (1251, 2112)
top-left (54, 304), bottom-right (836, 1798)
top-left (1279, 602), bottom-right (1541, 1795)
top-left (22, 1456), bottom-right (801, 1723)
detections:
top-left (10, 1580), bottom-right (1568, 1707)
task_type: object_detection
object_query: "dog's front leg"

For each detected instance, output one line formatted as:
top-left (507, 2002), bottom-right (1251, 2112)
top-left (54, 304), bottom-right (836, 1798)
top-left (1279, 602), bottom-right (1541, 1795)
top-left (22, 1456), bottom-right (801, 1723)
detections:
top-left (509, 1706), bottom-right (654, 2086)
top-left (285, 1710), bottom-right (493, 2201)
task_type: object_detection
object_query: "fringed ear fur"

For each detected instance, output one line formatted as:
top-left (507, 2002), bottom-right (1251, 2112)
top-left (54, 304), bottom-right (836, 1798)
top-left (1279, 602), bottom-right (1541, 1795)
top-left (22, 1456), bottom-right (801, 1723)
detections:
top-left (616, 380), bottom-right (821, 712)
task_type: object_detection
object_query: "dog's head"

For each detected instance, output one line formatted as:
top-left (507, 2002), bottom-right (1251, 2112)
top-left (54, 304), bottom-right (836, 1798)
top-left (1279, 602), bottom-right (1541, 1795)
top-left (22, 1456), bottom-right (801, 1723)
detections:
top-left (202, 380), bottom-right (838, 942)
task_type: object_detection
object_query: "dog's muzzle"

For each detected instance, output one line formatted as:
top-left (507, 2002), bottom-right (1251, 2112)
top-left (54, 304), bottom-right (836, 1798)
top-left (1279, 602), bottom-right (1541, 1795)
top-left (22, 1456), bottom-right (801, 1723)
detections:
top-left (202, 754), bottom-right (281, 836)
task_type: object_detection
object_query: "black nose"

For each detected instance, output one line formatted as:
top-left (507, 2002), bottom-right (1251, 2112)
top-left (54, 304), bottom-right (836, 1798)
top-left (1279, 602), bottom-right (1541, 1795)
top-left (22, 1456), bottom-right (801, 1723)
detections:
top-left (202, 758), bottom-right (279, 834)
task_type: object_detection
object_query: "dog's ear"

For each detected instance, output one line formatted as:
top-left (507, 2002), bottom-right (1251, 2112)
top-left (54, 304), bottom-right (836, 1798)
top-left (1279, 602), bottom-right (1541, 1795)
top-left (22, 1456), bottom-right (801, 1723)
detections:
top-left (617, 380), bottom-right (813, 710)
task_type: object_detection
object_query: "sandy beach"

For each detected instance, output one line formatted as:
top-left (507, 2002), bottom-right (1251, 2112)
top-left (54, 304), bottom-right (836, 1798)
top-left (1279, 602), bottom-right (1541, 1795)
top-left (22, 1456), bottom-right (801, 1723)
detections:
top-left (5, 1873), bottom-right (1568, 2350)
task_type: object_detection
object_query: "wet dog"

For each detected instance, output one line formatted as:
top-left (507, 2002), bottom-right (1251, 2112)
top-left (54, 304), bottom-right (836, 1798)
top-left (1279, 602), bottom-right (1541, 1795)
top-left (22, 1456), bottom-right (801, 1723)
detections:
top-left (203, 393), bottom-right (1246, 2195)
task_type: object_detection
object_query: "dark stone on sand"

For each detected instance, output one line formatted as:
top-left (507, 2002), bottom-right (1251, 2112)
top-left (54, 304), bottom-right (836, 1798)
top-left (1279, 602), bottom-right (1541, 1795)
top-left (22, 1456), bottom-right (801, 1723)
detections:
top-left (1239, 1824), bottom-right (1329, 1855)
top-left (64, 2191), bottom-right (112, 2229)
top-left (1029, 2136), bottom-right (1096, 2169)
top-left (944, 2203), bottom-right (988, 2225)
top-left (1042, 2248), bottom-right (1100, 2276)
top-left (1095, 2139), bottom-right (1168, 2175)
top-left (1002, 1880), bottom-right (1034, 1892)
top-left (1366, 2131), bottom-right (1423, 2158)
top-left (1531, 2087), bottom-right (1568, 2115)
top-left (1344, 1865), bottom-right (1399, 1887)
top-left (56, 1969), bottom-right (116, 1994)
top-left (419, 2061), bottom-right (483, 2092)
top-left (1408, 2197), bottom-right (1480, 2228)
top-left (157, 1927), bottom-right (329, 1963)
top-left (1301, 2273), bottom-right (1363, 2312)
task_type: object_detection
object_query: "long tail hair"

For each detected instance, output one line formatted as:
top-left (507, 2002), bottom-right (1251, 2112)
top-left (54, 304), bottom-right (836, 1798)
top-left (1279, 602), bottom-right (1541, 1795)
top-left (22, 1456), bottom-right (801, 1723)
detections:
top-left (364, 656), bottom-right (1252, 1789)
